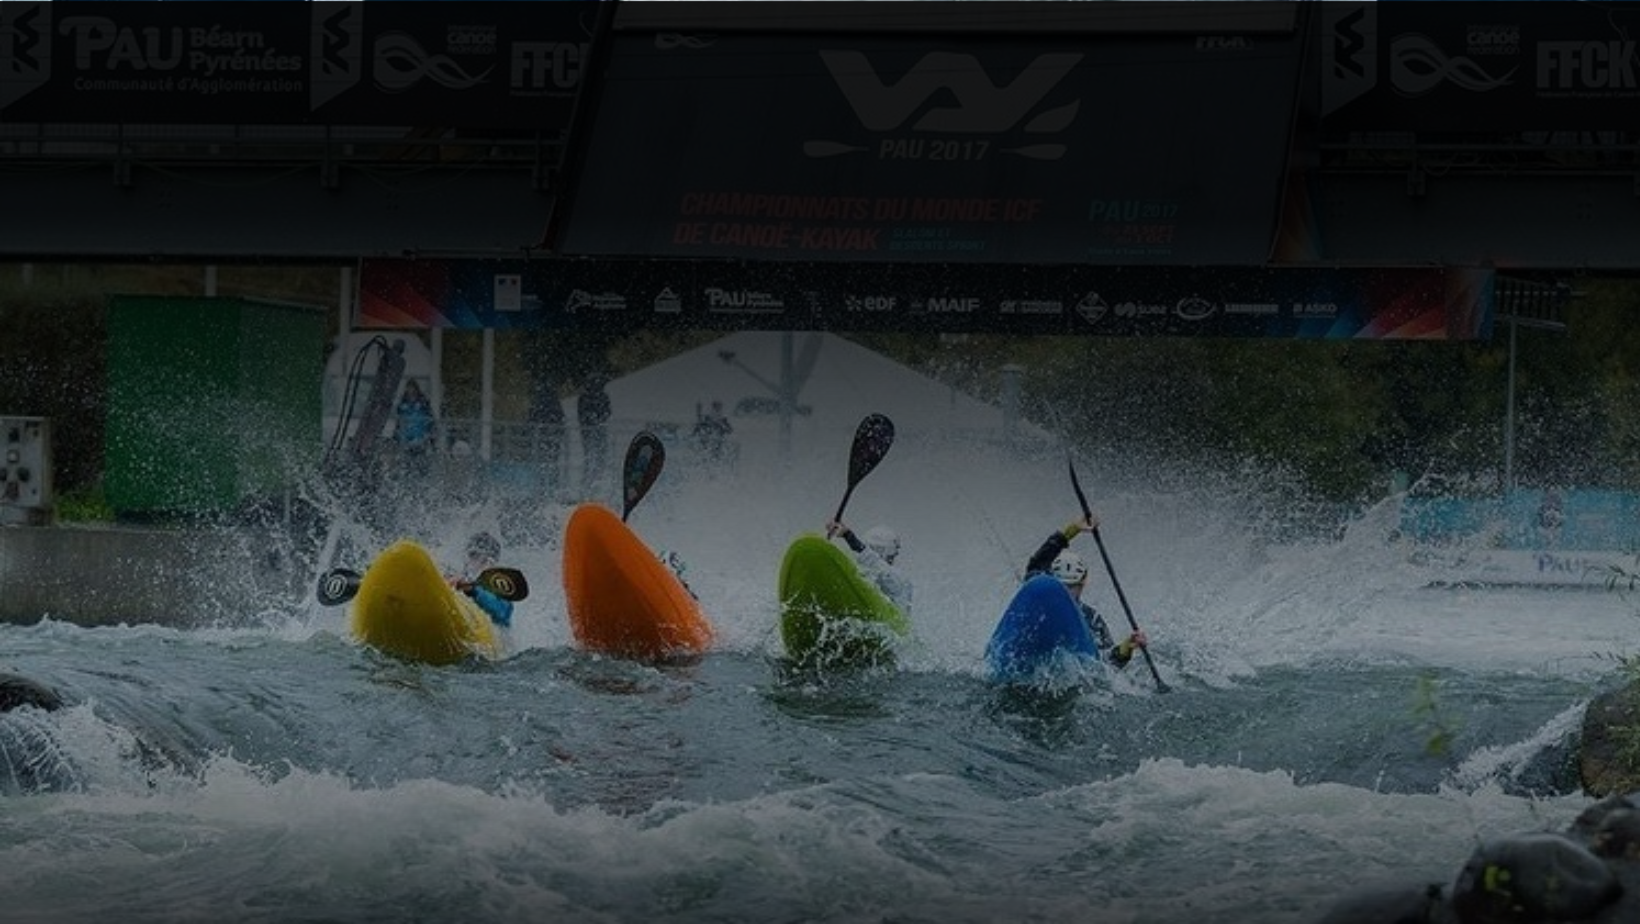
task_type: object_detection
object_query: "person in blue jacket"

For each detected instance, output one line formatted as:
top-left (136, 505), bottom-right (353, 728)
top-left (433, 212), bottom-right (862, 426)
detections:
top-left (1024, 513), bottom-right (1146, 668)
top-left (451, 531), bottom-right (513, 629)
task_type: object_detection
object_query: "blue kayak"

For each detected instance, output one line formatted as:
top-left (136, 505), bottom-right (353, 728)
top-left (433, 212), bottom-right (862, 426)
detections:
top-left (983, 574), bottom-right (1105, 684)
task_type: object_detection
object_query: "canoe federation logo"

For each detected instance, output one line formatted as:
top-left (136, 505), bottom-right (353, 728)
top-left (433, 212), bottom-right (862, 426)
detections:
top-left (807, 50), bottom-right (1083, 162)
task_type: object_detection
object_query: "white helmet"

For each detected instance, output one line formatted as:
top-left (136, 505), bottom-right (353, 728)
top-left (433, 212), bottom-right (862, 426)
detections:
top-left (467, 531), bottom-right (501, 562)
top-left (864, 525), bottom-right (900, 563)
top-left (1050, 551), bottom-right (1088, 585)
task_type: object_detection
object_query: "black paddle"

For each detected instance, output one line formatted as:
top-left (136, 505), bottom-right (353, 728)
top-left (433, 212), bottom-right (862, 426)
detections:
top-left (622, 430), bottom-right (666, 522)
top-left (315, 565), bottom-right (530, 607)
top-left (833, 413), bottom-right (895, 524)
top-left (1069, 455), bottom-right (1169, 692)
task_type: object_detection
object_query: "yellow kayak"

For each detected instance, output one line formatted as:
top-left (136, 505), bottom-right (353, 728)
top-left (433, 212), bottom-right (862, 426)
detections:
top-left (348, 539), bottom-right (503, 665)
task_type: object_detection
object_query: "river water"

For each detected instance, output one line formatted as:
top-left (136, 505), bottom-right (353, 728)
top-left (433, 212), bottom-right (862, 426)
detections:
top-left (1, 442), bottom-right (1633, 923)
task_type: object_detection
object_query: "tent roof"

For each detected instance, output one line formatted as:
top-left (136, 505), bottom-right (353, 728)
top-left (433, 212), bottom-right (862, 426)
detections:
top-left (565, 331), bottom-right (1052, 460)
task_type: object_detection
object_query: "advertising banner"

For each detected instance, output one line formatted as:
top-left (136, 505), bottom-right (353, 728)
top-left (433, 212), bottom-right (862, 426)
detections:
top-left (1322, 1), bottom-right (1640, 132)
top-left (0, 1), bottom-right (597, 127)
top-left (555, 26), bottom-right (1305, 265)
top-left (357, 258), bottom-right (1494, 341)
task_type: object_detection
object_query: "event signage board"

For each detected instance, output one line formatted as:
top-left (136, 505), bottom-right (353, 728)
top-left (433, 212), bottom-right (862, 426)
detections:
top-left (357, 258), bottom-right (1494, 341)
top-left (0, 1), bottom-right (597, 127)
top-left (555, 25), bottom-right (1306, 265)
top-left (1322, 1), bottom-right (1640, 133)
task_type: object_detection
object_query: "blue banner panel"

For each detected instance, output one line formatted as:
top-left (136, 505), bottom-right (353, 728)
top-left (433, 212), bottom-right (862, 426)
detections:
top-left (358, 258), bottom-right (1494, 341)
top-left (556, 21), bottom-right (1305, 264)
top-left (0, 1), bottom-right (597, 127)
top-left (1322, 1), bottom-right (1640, 133)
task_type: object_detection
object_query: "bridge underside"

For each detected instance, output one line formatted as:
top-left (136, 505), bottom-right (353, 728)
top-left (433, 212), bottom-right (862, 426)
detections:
top-left (0, 1), bottom-right (1627, 337)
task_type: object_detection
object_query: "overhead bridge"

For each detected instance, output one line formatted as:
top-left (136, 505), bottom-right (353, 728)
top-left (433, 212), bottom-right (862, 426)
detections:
top-left (0, 1), bottom-right (1628, 338)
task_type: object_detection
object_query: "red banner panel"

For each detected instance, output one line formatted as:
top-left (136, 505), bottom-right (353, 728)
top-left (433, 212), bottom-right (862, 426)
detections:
top-left (556, 12), bottom-right (1306, 265)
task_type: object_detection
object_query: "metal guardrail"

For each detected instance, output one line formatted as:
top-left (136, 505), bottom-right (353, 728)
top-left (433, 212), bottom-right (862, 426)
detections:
top-left (0, 123), bottom-right (564, 188)
top-left (1318, 132), bottom-right (1640, 177)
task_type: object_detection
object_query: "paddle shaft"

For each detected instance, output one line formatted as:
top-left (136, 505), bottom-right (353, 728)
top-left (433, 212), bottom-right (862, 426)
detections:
top-left (832, 484), bottom-right (858, 525)
top-left (1069, 457), bottom-right (1169, 692)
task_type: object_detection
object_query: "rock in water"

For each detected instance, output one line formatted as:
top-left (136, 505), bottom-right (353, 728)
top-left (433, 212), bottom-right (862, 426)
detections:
top-left (1450, 833), bottom-right (1619, 924)
top-left (0, 672), bottom-right (62, 712)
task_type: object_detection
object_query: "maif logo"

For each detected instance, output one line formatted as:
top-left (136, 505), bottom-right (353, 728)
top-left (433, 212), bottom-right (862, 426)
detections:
top-left (809, 49), bottom-right (1081, 160)
top-left (0, 2), bottom-right (51, 111)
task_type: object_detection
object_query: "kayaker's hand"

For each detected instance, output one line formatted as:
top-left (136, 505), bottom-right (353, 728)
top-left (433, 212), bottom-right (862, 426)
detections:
top-left (825, 518), bottom-right (846, 539)
top-left (1062, 515), bottom-right (1097, 540)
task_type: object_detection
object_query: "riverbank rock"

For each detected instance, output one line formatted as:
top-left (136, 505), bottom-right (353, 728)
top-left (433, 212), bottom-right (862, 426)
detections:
top-left (0, 671), bottom-right (62, 712)
top-left (1580, 682), bottom-right (1640, 797)
top-left (1314, 792), bottom-right (1640, 923)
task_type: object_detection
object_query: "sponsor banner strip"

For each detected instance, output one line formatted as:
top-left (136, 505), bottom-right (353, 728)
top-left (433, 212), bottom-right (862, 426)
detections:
top-left (0, 1), bottom-right (596, 127)
top-left (356, 258), bottom-right (1494, 341)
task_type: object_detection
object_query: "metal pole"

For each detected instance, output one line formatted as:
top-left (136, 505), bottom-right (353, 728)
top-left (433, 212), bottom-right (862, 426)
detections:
top-left (429, 327), bottom-right (444, 437)
top-left (480, 329), bottom-right (495, 461)
top-left (1504, 314), bottom-right (1518, 491)
top-left (778, 331), bottom-right (794, 460)
top-left (338, 265), bottom-right (353, 329)
top-left (1000, 363), bottom-right (1023, 446)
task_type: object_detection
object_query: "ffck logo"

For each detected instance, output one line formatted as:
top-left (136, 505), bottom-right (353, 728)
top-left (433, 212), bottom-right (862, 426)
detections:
top-left (0, 2), bottom-right (51, 111)
top-left (808, 49), bottom-right (1082, 161)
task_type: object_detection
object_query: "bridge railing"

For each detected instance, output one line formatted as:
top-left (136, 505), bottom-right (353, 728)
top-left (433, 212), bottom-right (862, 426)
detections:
top-left (0, 122), bottom-right (559, 182)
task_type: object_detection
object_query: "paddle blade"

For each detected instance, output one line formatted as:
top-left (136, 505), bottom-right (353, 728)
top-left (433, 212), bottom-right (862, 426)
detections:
top-left (622, 430), bottom-right (666, 522)
top-left (847, 413), bottom-right (895, 489)
top-left (476, 567), bottom-right (529, 602)
top-left (835, 413), bottom-right (895, 522)
top-left (316, 568), bottom-right (362, 606)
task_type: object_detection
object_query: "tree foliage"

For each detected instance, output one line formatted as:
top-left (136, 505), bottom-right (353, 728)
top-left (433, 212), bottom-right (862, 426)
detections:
top-left (862, 279), bottom-right (1640, 506)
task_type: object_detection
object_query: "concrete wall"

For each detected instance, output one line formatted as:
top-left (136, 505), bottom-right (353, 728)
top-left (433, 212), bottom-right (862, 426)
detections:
top-left (0, 524), bottom-right (306, 626)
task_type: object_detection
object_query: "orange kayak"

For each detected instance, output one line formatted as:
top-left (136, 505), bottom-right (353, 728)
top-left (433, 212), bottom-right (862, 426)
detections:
top-left (561, 502), bottom-right (714, 660)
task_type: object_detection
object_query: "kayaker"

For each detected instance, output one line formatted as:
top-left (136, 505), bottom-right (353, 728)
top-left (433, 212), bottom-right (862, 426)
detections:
top-left (1024, 514), bottom-right (1147, 668)
top-left (451, 531), bottom-right (514, 629)
top-left (824, 518), bottom-right (913, 616)
top-left (658, 548), bottom-right (698, 600)
top-left (394, 379), bottom-right (436, 478)
top-left (692, 400), bottom-right (734, 463)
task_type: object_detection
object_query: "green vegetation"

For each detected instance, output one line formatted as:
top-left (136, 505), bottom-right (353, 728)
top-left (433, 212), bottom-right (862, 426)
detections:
top-left (53, 484), bottom-right (115, 523)
top-left (859, 278), bottom-right (1640, 508)
top-left (1412, 673), bottom-right (1459, 757)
